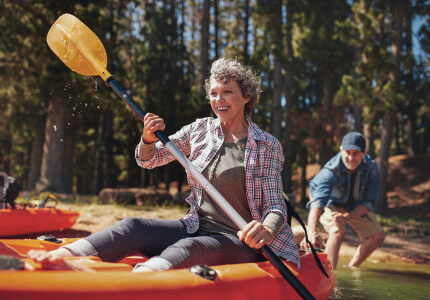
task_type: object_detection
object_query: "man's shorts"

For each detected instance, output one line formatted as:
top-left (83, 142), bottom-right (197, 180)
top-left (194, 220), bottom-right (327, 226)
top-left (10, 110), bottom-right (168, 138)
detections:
top-left (320, 207), bottom-right (384, 240)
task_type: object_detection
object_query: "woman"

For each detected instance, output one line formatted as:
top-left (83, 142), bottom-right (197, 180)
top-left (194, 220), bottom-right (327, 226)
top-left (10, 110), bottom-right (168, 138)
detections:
top-left (24, 57), bottom-right (299, 271)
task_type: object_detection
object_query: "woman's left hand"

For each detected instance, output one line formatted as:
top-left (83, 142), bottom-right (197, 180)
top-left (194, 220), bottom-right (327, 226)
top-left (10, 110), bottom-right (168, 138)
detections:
top-left (237, 220), bottom-right (275, 249)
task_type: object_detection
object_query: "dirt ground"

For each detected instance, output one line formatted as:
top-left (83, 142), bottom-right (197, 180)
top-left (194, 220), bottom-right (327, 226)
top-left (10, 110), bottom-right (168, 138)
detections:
top-left (8, 154), bottom-right (429, 265)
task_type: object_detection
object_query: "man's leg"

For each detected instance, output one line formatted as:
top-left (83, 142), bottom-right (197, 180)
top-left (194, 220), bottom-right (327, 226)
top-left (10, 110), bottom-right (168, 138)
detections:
top-left (348, 231), bottom-right (386, 267)
top-left (319, 207), bottom-right (346, 269)
top-left (325, 227), bottom-right (346, 269)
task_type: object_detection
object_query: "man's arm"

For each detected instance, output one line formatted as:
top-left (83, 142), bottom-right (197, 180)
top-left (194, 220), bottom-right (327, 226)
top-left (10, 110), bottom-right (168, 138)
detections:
top-left (300, 207), bottom-right (323, 248)
top-left (360, 156), bottom-right (380, 212)
top-left (332, 204), bottom-right (368, 228)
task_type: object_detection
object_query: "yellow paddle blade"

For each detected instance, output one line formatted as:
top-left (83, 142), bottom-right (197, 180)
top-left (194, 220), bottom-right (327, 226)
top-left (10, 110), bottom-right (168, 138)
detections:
top-left (47, 14), bottom-right (111, 81)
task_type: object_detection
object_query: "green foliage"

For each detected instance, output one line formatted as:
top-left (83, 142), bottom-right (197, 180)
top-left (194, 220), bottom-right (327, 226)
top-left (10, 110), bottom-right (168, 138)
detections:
top-left (0, 0), bottom-right (428, 197)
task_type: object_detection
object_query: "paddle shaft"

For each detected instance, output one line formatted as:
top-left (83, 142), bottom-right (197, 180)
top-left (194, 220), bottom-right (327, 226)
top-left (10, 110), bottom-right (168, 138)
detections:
top-left (47, 14), bottom-right (314, 298)
top-left (105, 76), bottom-right (315, 300)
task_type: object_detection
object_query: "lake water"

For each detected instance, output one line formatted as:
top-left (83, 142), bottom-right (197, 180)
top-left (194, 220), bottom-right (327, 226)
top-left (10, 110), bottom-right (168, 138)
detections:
top-left (328, 256), bottom-right (430, 299)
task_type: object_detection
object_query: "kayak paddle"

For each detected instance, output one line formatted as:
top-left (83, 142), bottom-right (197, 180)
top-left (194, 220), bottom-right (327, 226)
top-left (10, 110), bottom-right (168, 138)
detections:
top-left (47, 14), bottom-right (316, 300)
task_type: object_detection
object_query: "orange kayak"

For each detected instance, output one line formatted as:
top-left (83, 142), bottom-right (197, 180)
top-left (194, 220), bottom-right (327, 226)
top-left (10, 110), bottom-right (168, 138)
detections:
top-left (0, 238), bottom-right (335, 300)
top-left (0, 208), bottom-right (79, 237)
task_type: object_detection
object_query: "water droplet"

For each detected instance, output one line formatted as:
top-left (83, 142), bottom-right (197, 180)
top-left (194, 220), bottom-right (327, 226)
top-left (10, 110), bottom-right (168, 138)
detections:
top-left (60, 139), bottom-right (63, 142)
top-left (53, 125), bottom-right (57, 131)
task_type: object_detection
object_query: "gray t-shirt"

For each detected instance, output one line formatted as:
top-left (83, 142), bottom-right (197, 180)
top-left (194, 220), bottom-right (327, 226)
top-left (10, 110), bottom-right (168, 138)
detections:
top-left (198, 137), bottom-right (252, 234)
top-left (198, 137), bottom-right (283, 235)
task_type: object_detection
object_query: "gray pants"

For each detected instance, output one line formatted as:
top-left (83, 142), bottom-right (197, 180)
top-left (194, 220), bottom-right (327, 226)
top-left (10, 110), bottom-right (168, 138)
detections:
top-left (84, 217), bottom-right (265, 269)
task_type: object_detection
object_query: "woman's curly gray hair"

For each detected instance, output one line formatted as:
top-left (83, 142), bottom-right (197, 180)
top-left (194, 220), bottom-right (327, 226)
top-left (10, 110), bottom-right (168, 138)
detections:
top-left (204, 57), bottom-right (261, 117)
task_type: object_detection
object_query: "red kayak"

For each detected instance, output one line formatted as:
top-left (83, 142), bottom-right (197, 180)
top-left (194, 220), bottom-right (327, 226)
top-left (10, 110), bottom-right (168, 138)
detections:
top-left (0, 208), bottom-right (79, 237)
top-left (0, 238), bottom-right (335, 300)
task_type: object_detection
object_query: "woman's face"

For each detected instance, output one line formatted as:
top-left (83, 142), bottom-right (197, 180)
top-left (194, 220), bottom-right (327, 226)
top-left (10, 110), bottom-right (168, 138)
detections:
top-left (209, 78), bottom-right (249, 125)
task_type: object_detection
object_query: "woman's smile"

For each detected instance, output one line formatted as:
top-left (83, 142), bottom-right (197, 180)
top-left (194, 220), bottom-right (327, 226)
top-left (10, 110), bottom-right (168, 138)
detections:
top-left (209, 78), bottom-right (248, 125)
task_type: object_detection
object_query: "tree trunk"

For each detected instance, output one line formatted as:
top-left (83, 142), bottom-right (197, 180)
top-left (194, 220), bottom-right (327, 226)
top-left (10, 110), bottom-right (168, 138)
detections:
top-left (92, 111), bottom-right (105, 195)
top-left (1, 135), bottom-right (12, 174)
top-left (282, 0), bottom-right (294, 194)
top-left (63, 113), bottom-right (76, 194)
top-left (353, 106), bottom-right (363, 132)
top-left (214, 0), bottom-right (219, 59)
top-left (271, 0), bottom-right (283, 141)
top-left (299, 146), bottom-right (308, 209)
top-left (405, 4), bottom-right (418, 155)
top-left (364, 120), bottom-right (376, 159)
top-left (407, 106), bottom-right (418, 155)
top-left (422, 115), bottom-right (430, 153)
top-left (27, 114), bottom-right (46, 190)
top-left (352, 0), bottom-right (369, 133)
top-left (376, 0), bottom-right (404, 213)
top-left (243, 0), bottom-right (250, 64)
top-left (376, 111), bottom-right (395, 213)
top-left (199, 0), bottom-right (210, 93)
top-left (37, 97), bottom-right (66, 193)
top-left (317, 69), bottom-right (335, 165)
top-left (104, 106), bottom-right (114, 188)
top-left (395, 114), bottom-right (401, 155)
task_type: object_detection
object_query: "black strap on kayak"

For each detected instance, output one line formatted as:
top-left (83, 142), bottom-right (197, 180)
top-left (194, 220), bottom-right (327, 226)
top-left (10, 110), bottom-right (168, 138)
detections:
top-left (283, 193), bottom-right (329, 278)
top-left (0, 255), bottom-right (25, 270)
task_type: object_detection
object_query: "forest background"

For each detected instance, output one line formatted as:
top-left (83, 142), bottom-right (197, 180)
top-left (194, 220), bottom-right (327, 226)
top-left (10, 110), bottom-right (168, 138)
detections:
top-left (0, 0), bottom-right (429, 214)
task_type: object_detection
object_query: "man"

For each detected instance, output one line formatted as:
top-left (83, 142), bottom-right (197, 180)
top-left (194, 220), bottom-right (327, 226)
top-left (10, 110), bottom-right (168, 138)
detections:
top-left (301, 132), bottom-right (386, 269)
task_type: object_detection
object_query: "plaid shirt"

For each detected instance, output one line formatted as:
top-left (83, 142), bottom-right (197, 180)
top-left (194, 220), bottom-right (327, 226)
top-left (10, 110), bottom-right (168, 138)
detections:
top-left (136, 117), bottom-right (299, 267)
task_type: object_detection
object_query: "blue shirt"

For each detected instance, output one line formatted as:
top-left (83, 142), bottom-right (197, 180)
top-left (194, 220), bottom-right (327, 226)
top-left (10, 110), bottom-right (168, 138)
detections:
top-left (307, 152), bottom-right (380, 212)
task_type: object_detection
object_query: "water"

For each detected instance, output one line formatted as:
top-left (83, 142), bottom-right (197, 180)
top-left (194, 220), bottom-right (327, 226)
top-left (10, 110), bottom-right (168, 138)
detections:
top-left (328, 256), bottom-right (430, 299)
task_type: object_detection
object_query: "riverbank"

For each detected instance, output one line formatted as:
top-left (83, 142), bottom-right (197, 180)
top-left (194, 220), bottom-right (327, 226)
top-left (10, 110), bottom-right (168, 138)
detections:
top-left (6, 154), bottom-right (429, 265)
top-left (7, 197), bottom-right (429, 266)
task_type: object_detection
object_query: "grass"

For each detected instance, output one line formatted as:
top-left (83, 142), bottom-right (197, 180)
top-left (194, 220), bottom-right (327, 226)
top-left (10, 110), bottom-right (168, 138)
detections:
top-left (377, 214), bottom-right (429, 229)
top-left (15, 192), bottom-right (429, 232)
top-left (15, 193), bottom-right (189, 221)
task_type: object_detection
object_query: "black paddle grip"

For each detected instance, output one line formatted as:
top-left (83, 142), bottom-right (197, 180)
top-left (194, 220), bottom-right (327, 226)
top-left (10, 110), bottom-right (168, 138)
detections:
top-left (106, 76), bottom-right (170, 145)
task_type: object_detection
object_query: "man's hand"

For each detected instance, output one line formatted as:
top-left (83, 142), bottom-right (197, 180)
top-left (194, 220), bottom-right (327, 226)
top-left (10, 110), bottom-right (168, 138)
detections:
top-left (300, 231), bottom-right (322, 249)
top-left (332, 212), bottom-right (350, 228)
top-left (301, 207), bottom-right (324, 249)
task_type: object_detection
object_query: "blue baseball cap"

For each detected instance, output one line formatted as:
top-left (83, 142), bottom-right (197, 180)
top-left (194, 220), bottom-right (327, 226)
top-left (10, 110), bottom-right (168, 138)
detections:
top-left (341, 132), bottom-right (366, 153)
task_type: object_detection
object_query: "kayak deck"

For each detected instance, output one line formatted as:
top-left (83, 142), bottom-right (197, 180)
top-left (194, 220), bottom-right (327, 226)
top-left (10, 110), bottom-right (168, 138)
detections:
top-left (0, 208), bottom-right (79, 237)
top-left (0, 238), bottom-right (335, 300)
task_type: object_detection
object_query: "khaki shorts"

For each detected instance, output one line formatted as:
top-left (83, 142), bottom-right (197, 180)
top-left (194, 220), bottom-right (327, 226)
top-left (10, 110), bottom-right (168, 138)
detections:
top-left (320, 207), bottom-right (384, 240)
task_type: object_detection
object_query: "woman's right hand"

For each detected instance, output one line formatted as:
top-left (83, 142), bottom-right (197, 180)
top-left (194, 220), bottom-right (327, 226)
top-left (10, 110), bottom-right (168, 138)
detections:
top-left (142, 113), bottom-right (166, 144)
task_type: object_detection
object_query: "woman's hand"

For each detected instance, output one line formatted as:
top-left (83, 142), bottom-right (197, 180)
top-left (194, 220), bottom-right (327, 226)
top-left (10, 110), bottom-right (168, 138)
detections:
top-left (237, 220), bottom-right (275, 249)
top-left (27, 248), bottom-right (72, 268)
top-left (142, 113), bottom-right (166, 144)
top-left (27, 249), bottom-right (94, 272)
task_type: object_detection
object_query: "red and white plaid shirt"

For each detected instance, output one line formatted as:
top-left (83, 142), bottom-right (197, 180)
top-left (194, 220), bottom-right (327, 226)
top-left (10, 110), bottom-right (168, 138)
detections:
top-left (136, 116), bottom-right (299, 267)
